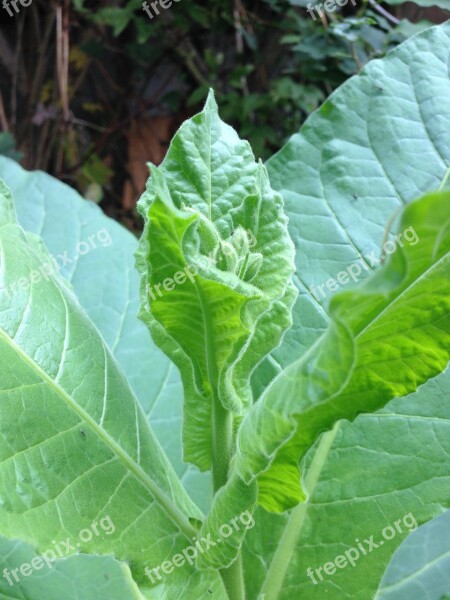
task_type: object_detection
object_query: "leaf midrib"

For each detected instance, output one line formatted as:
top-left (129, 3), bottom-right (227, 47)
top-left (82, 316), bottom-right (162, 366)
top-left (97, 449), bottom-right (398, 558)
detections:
top-left (0, 326), bottom-right (196, 539)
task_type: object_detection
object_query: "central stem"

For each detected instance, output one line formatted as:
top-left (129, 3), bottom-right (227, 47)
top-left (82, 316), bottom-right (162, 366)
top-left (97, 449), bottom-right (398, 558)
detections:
top-left (220, 554), bottom-right (246, 600)
top-left (212, 389), bottom-right (233, 492)
top-left (197, 281), bottom-right (234, 493)
top-left (196, 283), bottom-right (245, 598)
top-left (212, 391), bottom-right (246, 599)
top-left (211, 384), bottom-right (246, 599)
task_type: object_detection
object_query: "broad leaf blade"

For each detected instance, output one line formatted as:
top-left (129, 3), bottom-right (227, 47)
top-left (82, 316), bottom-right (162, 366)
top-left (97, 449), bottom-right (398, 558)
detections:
top-left (0, 538), bottom-right (148, 600)
top-left (376, 508), bottom-right (450, 600)
top-left (0, 181), bottom-right (201, 586)
top-left (264, 21), bottom-right (450, 371)
top-left (244, 371), bottom-right (450, 599)
top-left (0, 156), bottom-right (168, 414)
top-left (0, 156), bottom-right (211, 511)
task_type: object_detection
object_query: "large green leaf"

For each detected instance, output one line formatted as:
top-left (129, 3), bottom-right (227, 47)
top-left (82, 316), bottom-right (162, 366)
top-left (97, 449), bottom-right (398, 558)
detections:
top-left (264, 21), bottom-right (450, 372)
top-left (0, 157), bottom-right (151, 406)
top-left (376, 508), bottom-right (450, 600)
top-left (0, 156), bottom-right (211, 512)
top-left (0, 180), bottom-right (208, 588)
top-left (136, 91), bottom-right (296, 472)
top-left (0, 157), bottom-right (210, 598)
top-left (255, 194), bottom-right (450, 510)
top-left (0, 537), bottom-right (147, 600)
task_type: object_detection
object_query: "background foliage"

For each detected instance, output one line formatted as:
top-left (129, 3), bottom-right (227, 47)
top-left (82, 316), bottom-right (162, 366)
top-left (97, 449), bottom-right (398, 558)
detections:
top-left (0, 0), bottom-right (447, 228)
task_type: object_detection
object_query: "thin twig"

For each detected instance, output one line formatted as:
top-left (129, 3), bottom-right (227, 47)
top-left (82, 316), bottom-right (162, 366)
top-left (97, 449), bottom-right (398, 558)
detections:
top-left (350, 42), bottom-right (363, 71)
top-left (72, 117), bottom-right (107, 132)
top-left (11, 14), bottom-right (26, 129)
top-left (234, 0), bottom-right (249, 96)
top-left (18, 9), bottom-right (56, 146)
top-left (368, 0), bottom-right (400, 25)
top-left (56, 0), bottom-right (70, 122)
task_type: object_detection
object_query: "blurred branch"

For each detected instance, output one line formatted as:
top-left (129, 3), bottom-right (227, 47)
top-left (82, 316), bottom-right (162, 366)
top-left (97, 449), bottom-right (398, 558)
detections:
top-left (158, 11), bottom-right (209, 88)
top-left (368, 0), bottom-right (400, 25)
top-left (234, 0), bottom-right (249, 96)
top-left (72, 117), bottom-right (107, 133)
top-left (11, 14), bottom-right (26, 129)
top-left (18, 8), bottom-right (56, 145)
top-left (56, 0), bottom-right (70, 122)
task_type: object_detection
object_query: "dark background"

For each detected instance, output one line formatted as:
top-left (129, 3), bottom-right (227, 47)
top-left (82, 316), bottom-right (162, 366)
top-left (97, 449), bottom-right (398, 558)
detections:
top-left (0, 0), bottom-right (447, 231)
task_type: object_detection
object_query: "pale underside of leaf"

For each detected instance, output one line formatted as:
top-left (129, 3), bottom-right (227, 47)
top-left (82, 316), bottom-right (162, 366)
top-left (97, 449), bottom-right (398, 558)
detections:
top-left (0, 184), bottom-right (202, 588)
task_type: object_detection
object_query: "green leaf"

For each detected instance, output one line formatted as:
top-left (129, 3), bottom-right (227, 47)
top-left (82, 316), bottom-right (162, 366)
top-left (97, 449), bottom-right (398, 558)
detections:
top-left (0, 158), bottom-right (216, 596)
top-left (376, 508), bottom-right (450, 600)
top-left (136, 91), bottom-right (296, 472)
top-left (72, 0), bottom-right (86, 12)
top-left (233, 190), bottom-right (450, 512)
top-left (0, 180), bottom-right (203, 585)
top-left (0, 157), bottom-right (153, 410)
top-left (91, 7), bottom-right (135, 36)
top-left (0, 156), bottom-right (211, 512)
top-left (264, 21), bottom-right (450, 371)
top-left (0, 538), bottom-right (147, 600)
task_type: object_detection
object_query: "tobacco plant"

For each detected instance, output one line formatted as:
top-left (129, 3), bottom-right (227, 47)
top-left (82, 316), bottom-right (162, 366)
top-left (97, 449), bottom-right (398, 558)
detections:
top-left (0, 21), bottom-right (449, 600)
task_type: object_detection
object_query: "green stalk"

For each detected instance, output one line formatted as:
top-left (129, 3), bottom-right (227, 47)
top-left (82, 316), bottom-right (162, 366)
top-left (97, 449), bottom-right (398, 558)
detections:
top-left (259, 426), bottom-right (339, 600)
top-left (212, 392), bottom-right (245, 599)
top-left (220, 554), bottom-right (246, 600)
top-left (196, 283), bottom-right (246, 599)
top-left (212, 390), bottom-right (233, 492)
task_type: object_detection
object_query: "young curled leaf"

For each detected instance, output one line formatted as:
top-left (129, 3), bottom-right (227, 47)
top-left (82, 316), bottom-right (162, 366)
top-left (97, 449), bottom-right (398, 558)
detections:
top-left (136, 91), bottom-right (297, 472)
